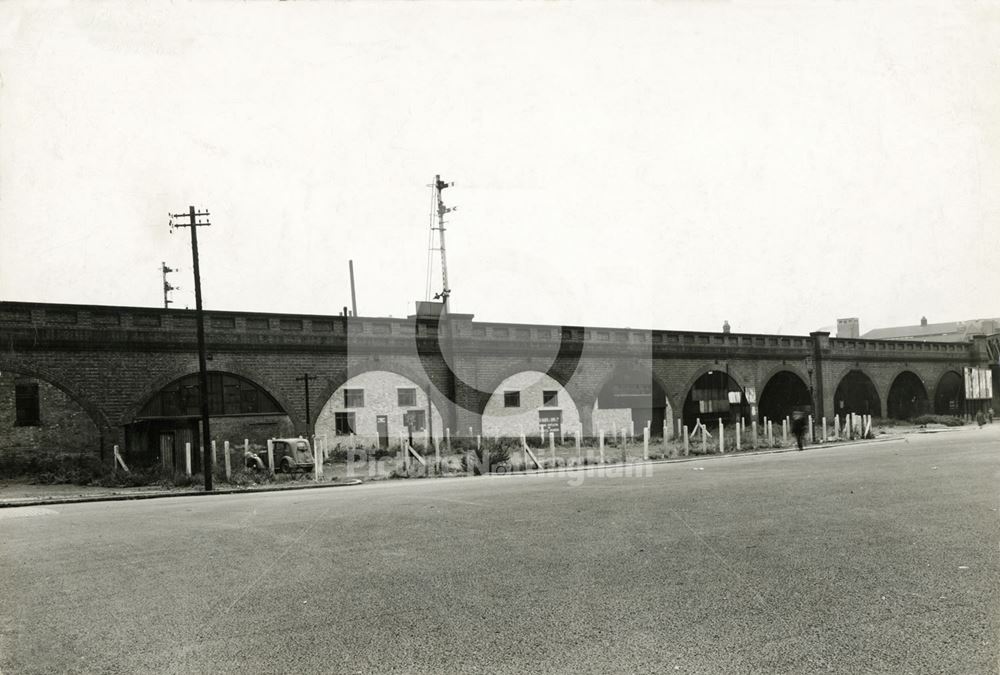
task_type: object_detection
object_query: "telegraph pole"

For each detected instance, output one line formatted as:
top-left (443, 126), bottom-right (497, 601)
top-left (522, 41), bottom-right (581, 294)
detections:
top-left (169, 206), bottom-right (213, 492)
top-left (295, 374), bottom-right (316, 438)
top-left (161, 262), bottom-right (179, 309)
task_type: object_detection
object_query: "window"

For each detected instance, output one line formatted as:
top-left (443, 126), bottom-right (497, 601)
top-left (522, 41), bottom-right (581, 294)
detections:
top-left (344, 389), bottom-right (364, 408)
top-left (404, 410), bottom-right (426, 432)
top-left (543, 390), bottom-right (559, 407)
top-left (397, 388), bottom-right (417, 408)
top-left (504, 391), bottom-right (520, 408)
top-left (15, 382), bottom-right (40, 426)
top-left (335, 412), bottom-right (356, 435)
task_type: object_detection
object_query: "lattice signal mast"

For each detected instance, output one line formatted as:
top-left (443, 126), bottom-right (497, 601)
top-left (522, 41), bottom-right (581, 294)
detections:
top-left (425, 175), bottom-right (456, 313)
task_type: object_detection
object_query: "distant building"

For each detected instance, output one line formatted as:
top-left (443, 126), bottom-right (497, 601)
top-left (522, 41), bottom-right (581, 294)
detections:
top-left (861, 316), bottom-right (1000, 343)
top-left (837, 318), bottom-right (860, 339)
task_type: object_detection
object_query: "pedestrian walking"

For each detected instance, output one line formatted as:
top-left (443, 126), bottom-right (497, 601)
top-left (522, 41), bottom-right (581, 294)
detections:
top-left (791, 410), bottom-right (807, 450)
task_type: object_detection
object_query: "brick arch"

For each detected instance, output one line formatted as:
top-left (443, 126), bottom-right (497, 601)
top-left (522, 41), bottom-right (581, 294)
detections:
top-left (831, 368), bottom-right (882, 417)
top-left (481, 368), bottom-right (583, 428)
top-left (313, 360), bottom-right (452, 430)
top-left (0, 356), bottom-right (114, 445)
top-left (120, 359), bottom-right (301, 431)
top-left (677, 363), bottom-right (753, 405)
top-left (590, 361), bottom-right (675, 411)
top-left (757, 363), bottom-right (813, 398)
top-left (885, 369), bottom-right (931, 420)
top-left (932, 369), bottom-right (965, 415)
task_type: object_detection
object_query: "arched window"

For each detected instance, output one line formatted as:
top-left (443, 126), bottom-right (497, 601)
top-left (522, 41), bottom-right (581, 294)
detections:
top-left (137, 372), bottom-right (283, 419)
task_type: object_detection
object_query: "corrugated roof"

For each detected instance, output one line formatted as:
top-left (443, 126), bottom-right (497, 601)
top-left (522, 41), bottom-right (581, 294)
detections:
top-left (861, 318), bottom-right (1000, 341)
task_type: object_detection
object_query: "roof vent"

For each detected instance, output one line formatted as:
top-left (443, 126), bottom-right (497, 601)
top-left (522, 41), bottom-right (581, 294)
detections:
top-left (920, 316), bottom-right (927, 326)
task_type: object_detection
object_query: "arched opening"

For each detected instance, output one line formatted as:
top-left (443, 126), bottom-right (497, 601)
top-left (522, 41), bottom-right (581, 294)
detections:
top-left (127, 371), bottom-right (292, 470)
top-left (593, 369), bottom-right (670, 437)
top-left (934, 371), bottom-right (965, 415)
top-left (315, 371), bottom-right (444, 450)
top-left (681, 370), bottom-right (748, 429)
top-left (833, 370), bottom-right (881, 417)
top-left (757, 371), bottom-right (812, 423)
top-left (483, 371), bottom-right (580, 441)
top-left (0, 370), bottom-right (103, 473)
top-left (887, 372), bottom-right (929, 420)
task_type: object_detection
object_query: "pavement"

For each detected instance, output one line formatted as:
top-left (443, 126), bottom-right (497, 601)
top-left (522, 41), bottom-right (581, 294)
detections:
top-left (0, 430), bottom-right (920, 508)
top-left (2, 425), bottom-right (997, 674)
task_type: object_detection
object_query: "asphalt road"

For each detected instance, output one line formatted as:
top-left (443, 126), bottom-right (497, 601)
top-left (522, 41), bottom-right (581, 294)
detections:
top-left (2, 428), bottom-right (998, 674)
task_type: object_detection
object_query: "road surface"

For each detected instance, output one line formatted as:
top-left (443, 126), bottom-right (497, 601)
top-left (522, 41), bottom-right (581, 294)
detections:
top-left (2, 428), bottom-right (998, 674)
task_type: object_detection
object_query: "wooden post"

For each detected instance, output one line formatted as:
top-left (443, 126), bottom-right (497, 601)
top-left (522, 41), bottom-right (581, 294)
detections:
top-left (185, 442), bottom-right (192, 476)
top-left (643, 426), bottom-right (649, 460)
top-left (224, 440), bottom-right (231, 480)
top-left (435, 432), bottom-right (442, 473)
top-left (620, 430), bottom-right (627, 464)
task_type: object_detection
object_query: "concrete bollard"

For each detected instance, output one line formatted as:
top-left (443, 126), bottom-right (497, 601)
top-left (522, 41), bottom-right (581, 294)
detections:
top-left (767, 422), bottom-right (774, 447)
top-left (211, 440), bottom-right (217, 470)
top-left (822, 417), bottom-right (828, 442)
top-left (834, 415), bottom-right (841, 440)
top-left (736, 421), bottom-right (741, 451)
top-left (643, 426), bottom-right (649, 460)
top-left (620, 430), bottom-right (627, 464)
top-left (599, 430), bottom-right (606, 464)
top-left (224, 440), bottom-right (231, 480)
top-left (808, 415), bottom-right (814, 444)
top-left (550, 432), bottom-right (556, 465)
top-left (185, 442), bottom-right (192, 476)
top-left (477, 434), bottom-right (482, 450)
top-left (718, 418), bottom-right (724, 454)
top-left (701, 424), bottom-right (707, 455)
top-left (663, 421), bottom-right (669, 445)
top-left (782, 419), bottom-right (788, 445)
top-left (683, 425), bottom-right (689, 455)
top-left (267, 439), bottom-right (275, 473)
top-left (751, 419), bottom-right (758, 449)
top-left (445, 428), bottom-right (451, 453)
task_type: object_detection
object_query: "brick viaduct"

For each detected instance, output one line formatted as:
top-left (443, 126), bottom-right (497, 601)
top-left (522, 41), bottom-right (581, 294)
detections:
top-left (1, 300), bottom-right (994, 459)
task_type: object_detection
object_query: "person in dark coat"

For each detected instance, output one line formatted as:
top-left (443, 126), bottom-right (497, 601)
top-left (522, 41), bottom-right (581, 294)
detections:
top-left (791, 410), bottom-right (808, 451)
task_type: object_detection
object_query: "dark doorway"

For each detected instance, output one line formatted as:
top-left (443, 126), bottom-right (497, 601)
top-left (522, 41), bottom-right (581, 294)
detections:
top-left (833, 370), bottom-right (881, 417)
top-left (682, 370), bottom-right (748, 429)
top-left (934, 371), bottom-right (964, 415)
top-left (376, 415), bottom-right (389, 449)
top-left (757, 371), bottom-right (812, 423)
top-left (887, 372), bottom-right (929, 420)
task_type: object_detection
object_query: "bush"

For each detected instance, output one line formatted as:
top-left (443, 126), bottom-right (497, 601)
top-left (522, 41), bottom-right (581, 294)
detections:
top-left (460, 445), bottom-right (511, 475)
top-left (912, 414), bottom-right (965, 427)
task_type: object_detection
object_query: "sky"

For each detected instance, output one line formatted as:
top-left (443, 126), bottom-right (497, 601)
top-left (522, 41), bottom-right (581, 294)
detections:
top-left (1, 1), bottom-right (998, 337)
